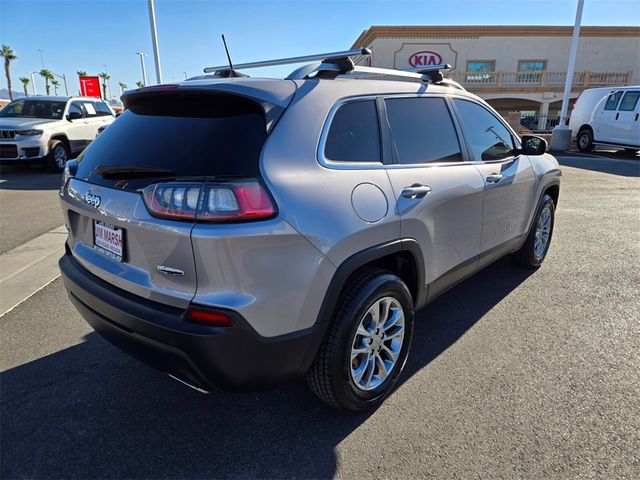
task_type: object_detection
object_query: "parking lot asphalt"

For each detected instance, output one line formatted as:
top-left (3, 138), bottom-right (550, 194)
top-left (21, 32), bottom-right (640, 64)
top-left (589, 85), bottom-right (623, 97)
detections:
top-left (1, 154), bottom-right (639, 479)
top-left (0, 167), bottom-right (64, 254)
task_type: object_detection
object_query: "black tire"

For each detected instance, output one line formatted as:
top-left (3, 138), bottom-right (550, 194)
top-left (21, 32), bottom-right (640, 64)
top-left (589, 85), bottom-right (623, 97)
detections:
top-left (46, 140), bottom-right (69, 173)
top-left (576, 128), bottom-right (594, 152)
top-left (306, 268), bottom-right (414, 412)
top-left (511, 194), bottom-right (555, 268)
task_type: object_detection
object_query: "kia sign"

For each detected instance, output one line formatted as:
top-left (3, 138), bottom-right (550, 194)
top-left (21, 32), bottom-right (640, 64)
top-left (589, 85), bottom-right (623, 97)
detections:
top-left (79, 76), bottom-right (102, 98)
top-left (409, 51), bottom-right (443, 67)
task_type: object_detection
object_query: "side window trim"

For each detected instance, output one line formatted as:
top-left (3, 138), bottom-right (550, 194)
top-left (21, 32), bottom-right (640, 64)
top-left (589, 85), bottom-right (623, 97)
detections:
top-left (448, 96), bottom-right (520, 164)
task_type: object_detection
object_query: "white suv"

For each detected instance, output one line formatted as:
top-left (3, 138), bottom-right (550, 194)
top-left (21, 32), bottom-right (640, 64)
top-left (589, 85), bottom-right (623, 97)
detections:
top-left (0, 96), bottom-right (115, 171)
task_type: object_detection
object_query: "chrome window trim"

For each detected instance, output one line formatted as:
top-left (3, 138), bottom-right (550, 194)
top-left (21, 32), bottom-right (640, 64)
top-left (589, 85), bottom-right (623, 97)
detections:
top-left (317, 92), bottom-right (488, 171)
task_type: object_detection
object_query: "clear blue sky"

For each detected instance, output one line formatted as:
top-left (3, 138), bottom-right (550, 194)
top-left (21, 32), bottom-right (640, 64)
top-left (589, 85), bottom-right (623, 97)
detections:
top-left (1, 0), bottom-right (639, 98)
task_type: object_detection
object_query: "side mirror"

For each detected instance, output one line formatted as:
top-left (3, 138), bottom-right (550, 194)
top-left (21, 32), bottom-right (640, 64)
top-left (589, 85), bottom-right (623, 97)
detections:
top-left (66, 111), bottom-right (82, 121)
top-left (521, 135), bottom-right (547, 156)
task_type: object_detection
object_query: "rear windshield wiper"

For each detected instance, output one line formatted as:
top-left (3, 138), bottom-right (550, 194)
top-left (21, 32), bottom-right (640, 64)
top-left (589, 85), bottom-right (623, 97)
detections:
top-left (95, 165), bottom-right (176, 179)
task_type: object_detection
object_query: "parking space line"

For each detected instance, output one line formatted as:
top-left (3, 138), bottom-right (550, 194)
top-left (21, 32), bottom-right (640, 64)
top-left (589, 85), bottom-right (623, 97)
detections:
top-left (0, 225), bottom-right (66, 317)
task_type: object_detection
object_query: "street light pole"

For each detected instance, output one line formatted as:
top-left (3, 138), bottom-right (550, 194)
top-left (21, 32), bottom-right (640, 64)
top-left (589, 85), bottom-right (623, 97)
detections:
top-left (550, 0), bottom-right (584, 151)
top-left (30, 71), bottom-right (38, 95)
top-left (136, 52), bottom-right (148, 86)
top-left (147, 0), bottom-right (163, 84)
top-left (51, 71), bottom-right (69, 96)
top-left (559, 0), bottom-right (584, 126)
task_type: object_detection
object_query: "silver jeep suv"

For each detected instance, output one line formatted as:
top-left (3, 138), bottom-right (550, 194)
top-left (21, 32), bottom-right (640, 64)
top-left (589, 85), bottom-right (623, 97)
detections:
top-left (58, 49), bottom-right (561, 412)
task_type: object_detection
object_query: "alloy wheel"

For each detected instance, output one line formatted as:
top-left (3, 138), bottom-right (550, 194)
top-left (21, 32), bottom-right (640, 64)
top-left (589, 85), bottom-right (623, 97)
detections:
top-left (534, 205), bottom-right (552, 260)
top-left (350, 296), bottom-right (405, 391)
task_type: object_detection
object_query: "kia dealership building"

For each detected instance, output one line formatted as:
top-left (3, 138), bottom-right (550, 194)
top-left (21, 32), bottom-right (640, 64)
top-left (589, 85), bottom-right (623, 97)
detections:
top-left (351, 26), bottom-right (640, 129)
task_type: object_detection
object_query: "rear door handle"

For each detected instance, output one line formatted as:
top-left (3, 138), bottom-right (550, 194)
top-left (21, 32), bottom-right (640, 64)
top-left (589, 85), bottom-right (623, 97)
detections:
top-left (615, 112), bottom-right (620, 120)
top-left (486, 174), bottom-right (504, 184)
top-left (401, 184), bottom-right (431, 199)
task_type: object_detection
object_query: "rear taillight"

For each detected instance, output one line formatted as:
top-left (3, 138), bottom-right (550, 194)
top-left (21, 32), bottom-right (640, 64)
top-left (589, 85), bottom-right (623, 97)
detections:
top-left (141, 180), bottom-right (276, 222)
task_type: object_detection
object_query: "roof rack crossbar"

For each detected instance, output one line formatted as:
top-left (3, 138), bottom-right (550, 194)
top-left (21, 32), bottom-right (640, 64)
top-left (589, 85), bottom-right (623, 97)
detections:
top-left (204, 48), bottom-right (371, 74)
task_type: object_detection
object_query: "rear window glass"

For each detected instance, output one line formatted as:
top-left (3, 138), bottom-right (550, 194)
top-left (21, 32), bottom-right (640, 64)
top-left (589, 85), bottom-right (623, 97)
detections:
top-left (324, 100), bottom-right (381, 163)
top-left (75, 93), bottom-right (266, 190)
top-left (385, 97), bottom-right (462, 164)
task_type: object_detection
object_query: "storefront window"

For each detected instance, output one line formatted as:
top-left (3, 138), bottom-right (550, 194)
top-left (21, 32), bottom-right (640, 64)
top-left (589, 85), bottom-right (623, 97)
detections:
top-left (466, 61), bottom-right (495, 82)
top-left (517, 60), bottom-right (547, 82)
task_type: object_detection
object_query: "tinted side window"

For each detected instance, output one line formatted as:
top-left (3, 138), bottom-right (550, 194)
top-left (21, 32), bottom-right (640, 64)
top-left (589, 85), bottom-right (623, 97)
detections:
top-left (619, 91), bottom-right (640, 111)
top-left (68, 102), bottom-right (84, 117)
top-left (325, 100), bottom-right (381, 163)
top-left (385, 97), bottom-right (462, 164)
top-left (604, 91), bottom-right (623, 111)
top-left (95, 101), bottom-right (114, 116)
top-left (453, 99), bottom-right (514, 162)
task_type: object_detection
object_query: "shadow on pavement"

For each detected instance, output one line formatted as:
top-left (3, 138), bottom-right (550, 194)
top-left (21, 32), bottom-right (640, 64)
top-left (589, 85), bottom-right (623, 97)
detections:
top-left (557, 154), bottom-right (639, 178)
top-left (0, 165), bottom-right (62, 191)
top-left (0, 258), bottom-right (533, 479)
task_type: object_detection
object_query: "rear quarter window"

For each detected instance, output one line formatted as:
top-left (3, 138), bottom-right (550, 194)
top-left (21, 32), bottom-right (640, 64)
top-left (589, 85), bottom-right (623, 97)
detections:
top-left (324, 100), bottom-right (381, 163)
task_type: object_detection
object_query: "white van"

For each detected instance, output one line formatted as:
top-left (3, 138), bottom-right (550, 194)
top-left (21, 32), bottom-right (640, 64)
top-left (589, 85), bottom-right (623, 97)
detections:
top-left (569, 86), bottom-right (640, 153)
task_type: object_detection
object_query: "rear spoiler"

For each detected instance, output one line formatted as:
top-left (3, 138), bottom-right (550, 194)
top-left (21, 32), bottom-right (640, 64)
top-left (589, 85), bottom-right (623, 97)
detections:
top-left (121, 80), bottom-right (297, 132)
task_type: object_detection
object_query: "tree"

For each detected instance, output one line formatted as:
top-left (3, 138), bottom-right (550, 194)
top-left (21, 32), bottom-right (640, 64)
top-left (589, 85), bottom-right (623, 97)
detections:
top-left (118, 81), bottom-right (127, 94)
top-left (0, 45), bottom-right (17, 101)
top-left (51, 78), bottom-right (60, 95)
top-left (135, 81), bottom-right (144, 88)
top-left (39, 69), bottom-right (54, 95)
top-left (98, 71), bottom-right (110, 99)
top-left (76, 70), bottom-right (88, 77)
top-left (19, 76), bottom-right (29, 96)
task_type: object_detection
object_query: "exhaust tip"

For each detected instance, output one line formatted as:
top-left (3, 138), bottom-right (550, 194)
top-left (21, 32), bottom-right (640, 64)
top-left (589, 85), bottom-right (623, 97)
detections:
top-left (168, 374), bottom-right (210, 394)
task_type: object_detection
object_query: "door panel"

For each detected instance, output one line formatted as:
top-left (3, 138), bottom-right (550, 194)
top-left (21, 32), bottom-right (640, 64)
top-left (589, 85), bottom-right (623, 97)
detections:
top-left (616, 91), bottom-right (640, 147)
top-left (450, 97), bottom-right (537, 254)
top-left (387, 165), bottom-right (485, 285)
top-left (64, 102), bottom-right (93, 153)
top-left (474, 156), bottom-right (537, 252)
top-left (381, 96), bottom-right (485, 287)
top-left (597, 91), bottom-right (624, 143)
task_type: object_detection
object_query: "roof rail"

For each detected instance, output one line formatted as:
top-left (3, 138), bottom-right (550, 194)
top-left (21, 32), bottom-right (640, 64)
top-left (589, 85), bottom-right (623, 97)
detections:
top-left (311, 64), bottom-right (463, 89)
top-left (203, 48), bottom-right (371, 75)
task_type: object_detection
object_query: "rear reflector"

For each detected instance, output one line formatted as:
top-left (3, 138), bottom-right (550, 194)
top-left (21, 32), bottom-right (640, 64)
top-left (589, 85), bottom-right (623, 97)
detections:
top-left (141, 179), bottom-right (275, 222)
top-left (186, 308), bottom-right (234, 326)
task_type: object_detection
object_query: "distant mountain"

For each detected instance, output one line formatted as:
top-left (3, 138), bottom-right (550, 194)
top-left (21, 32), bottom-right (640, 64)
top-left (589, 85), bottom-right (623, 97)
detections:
top-left (0, 88), bottom-right (25, 100)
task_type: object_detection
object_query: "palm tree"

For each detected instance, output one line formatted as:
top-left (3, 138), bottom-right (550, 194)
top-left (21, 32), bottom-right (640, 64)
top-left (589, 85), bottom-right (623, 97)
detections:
top-left (118, 81), bottom-right (127, 94)
top-left (39, 69), bottom-right (54, 95)
top-left (76, 70), bottom-right (87, 77)
top-left (135, 81), bottom-right (144, 88)
top-left (51, 78), bottom-right (60, 95)
top-left (19, 76), bottom-right (29, 96)
top-left (1, 45), bottom-right (17, 101)
top-left (98, 72), bottom-right (110, 99)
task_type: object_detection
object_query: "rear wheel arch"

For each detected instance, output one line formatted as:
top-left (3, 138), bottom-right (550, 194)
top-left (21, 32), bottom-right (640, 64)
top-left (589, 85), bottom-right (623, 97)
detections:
top-left (315, 239), bottom-right (425, 328)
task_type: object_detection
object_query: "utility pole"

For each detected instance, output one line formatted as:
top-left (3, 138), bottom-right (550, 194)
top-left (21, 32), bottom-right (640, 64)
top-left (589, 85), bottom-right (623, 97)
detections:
top-left (550, 0), bottom-right (584, 151)
top-left (136, 52), bottom-right (148, 86)
top-left (147, 0), bottom-right (163, 84)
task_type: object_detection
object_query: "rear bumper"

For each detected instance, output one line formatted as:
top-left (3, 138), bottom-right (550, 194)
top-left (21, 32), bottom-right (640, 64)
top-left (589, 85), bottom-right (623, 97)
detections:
top-left (59, 251), bottom-right (325, 392)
